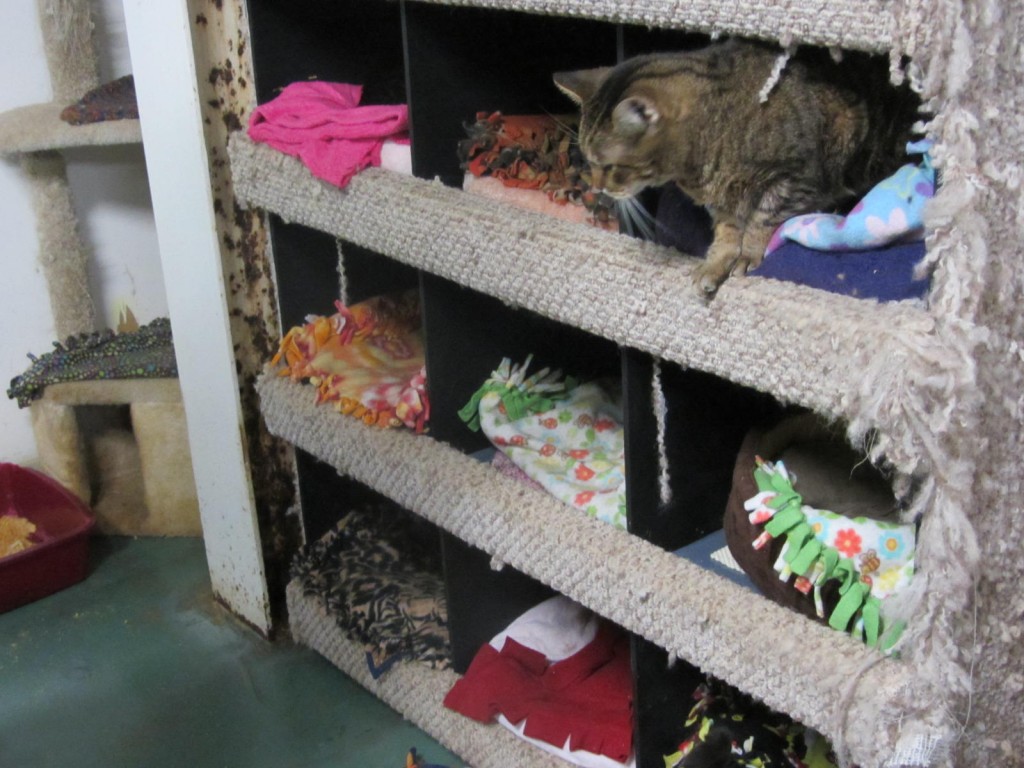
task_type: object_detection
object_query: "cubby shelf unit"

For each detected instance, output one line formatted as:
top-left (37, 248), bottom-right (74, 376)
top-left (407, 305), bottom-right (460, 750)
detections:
top-left (220, 0), bottom-right (1023, 765)
top-left (234, 131), bottom-right (922, 765)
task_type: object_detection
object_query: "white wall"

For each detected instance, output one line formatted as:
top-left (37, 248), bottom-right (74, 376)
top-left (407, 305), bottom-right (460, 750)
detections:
top-left (0, 0), bottom-right (166, 465)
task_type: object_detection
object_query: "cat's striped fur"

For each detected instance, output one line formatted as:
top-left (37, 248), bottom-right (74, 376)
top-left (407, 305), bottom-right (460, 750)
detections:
top-left (554, 40), bottom-right (920, 294)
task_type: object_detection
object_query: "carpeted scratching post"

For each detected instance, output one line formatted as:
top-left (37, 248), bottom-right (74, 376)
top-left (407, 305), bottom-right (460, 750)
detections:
top-left (36, 0), bottom-right (99, 104)
top-left (29, 398), bottom-right (89, 502)
top-left (130, 399), bottom-right (201, 536)
top-left (19, 150), bottom-right (98, 338)
top-left (24, 0), bottom-right (102, 340)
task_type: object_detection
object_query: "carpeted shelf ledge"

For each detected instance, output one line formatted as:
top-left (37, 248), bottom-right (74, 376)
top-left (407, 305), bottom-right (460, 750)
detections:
top-left (0, 102), bottom-right (141, 155)
top-left (286, 580), bottom-right (567, 768)
top-left (230, 134), bottom-right (942, 431)
top-left (320, 0), bottom-right (893, 53)
top-left (260, 372), bottom-right (910, 766)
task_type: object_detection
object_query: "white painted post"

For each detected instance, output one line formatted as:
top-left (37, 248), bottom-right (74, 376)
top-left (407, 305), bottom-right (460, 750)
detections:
top-left (121, 0), bottom-right (271, 633)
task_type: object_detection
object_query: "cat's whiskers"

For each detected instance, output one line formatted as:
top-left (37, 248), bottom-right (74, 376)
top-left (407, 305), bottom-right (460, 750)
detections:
top-left (542, 109), bottom-right (579, 141)
top-left (616, 196), bottom-right (658, 241)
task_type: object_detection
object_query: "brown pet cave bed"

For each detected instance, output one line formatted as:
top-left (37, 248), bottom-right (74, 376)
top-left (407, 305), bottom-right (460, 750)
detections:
top-left (724, 414), bottom-right (906, 635)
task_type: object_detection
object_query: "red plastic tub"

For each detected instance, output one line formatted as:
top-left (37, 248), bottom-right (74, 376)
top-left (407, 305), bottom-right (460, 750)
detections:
top-left (0, 462), bottom-right (95, 613)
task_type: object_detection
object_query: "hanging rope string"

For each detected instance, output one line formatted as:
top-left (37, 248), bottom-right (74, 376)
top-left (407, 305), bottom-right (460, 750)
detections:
top-left (652, 359), bottom-right (672, 505)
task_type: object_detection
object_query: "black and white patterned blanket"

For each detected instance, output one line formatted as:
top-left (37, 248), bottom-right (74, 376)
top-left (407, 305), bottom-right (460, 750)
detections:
top-left (290, 501), bottom-right (450, 677)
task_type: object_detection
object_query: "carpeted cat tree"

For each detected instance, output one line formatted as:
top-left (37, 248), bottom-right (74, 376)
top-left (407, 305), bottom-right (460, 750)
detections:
top-left (0, 0), bottom-right (199, 536)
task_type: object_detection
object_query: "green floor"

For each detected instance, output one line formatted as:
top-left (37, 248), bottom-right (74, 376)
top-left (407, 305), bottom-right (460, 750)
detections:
top-left (0, 535), bottom-right (462, 768)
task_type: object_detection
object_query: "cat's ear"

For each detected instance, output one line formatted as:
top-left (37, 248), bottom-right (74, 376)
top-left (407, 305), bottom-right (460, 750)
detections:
top-left (553, 68), bottom-right (610, 104)
top-left (611, 96), bottom-right (659, 134)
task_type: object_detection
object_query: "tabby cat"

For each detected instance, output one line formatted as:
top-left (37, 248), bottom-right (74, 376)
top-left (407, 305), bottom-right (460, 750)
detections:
top-left (554, 40), bottom-right (920, 294)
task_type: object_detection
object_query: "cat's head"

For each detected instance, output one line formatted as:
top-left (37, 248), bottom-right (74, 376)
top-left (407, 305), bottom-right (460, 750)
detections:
top-left (554, 57), bottom-right (694, 199)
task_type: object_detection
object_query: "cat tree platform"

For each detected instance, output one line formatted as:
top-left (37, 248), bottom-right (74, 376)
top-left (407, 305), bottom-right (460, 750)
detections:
top-left (0, 102), bottom-right (141, 154)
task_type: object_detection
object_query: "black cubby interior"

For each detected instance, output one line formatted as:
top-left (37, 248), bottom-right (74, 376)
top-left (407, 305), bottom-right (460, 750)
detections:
top-left (247, 3), bottom-right (803, 766)
top-left (420, 270), bottom-right (622, 675)
top-left (266, 219), bottom-right (420, 330)
top-left (293, 448), bottom-right (442, 552)
top-left (402, 3), bottom-right (618, 185)
top-left (441, 532), bottom-right (557, 673)
top-left (248, 0), bottom-right (406, 105)
top-left (264, 220), bottom-right (339, 331)
top-left (632, 639), bottom-right (707, 768)
top-left (623, 352), bottom-right (786, 551)
top-left (420, 271), bottom-right (622, 452)
top-left (622, 355), bottom-right (787, 767)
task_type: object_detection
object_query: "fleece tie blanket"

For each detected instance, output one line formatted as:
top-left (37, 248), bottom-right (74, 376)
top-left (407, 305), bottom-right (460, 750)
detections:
top-left (444, 596), bottom-right (634, 767)
top-left (744, 457), bottom-right (915, 650)
top-left (270, 290), bottom-right (428, 432)
top-left (764, 141), bottom-right (935, 255)
top-left (290, 501), bottom-right (450, 679)
top-left (248, 81), bottom-right (408, 188)
top-left (746, 140), bottom-right (936, 300)
top-left (664, 682), bottom-right (839, 768)
top-left (653, 140), bottom-right (934, 301)
top-left (458, 112), bottom-right (618, 228)
top-left (460, 357), bottom-right (627, 530)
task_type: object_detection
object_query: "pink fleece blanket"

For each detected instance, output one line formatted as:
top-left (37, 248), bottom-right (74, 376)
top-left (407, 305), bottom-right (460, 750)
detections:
top-left (248, 82), bottom-right (409, 188)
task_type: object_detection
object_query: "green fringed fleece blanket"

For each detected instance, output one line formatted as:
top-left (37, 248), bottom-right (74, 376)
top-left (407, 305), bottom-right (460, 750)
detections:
top-left (744, 458), bottom-right (915, 650)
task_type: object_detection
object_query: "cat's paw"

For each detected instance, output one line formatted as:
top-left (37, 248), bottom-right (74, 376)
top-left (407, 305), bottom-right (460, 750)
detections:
top-left (693, 251), bottom-right (763, 297)
top-left (693, 261), bottom-right (728, 296)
